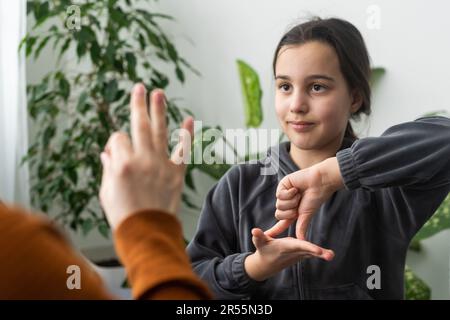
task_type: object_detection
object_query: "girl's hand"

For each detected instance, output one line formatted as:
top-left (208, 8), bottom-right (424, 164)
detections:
top-left (266, 157), bottom-right (345, 240)
top-left (244, 228), bottom-right (334, 282)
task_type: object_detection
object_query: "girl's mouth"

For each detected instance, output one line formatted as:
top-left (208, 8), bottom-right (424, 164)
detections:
top-left (287, 121), bottom-right (315, 132)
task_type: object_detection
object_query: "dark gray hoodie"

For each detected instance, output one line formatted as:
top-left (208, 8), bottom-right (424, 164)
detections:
top-left (187, 116), bottom-right (450, 299)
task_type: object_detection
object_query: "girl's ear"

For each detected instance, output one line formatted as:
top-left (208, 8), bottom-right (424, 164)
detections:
top-left (350, 89), bottom-right (363, 114)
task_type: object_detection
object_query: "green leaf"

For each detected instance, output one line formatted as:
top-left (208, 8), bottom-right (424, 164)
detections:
top-left (81, 218), bottom-right (94, 236)
top-left (76, 91), bottom-right (89, 114)
top-left (421, 110), bottom-right (449, 117)
top-left (104, 42), bottom-right (115, 64)
top-left (125, 52), bottom-right (137, 79)
top-left (175, 66), bottom-right (185, 83)
top-left (33, 2), bottom-right (49, 23)
top-left (104, 79), bottom-right (118, 103)
top-left (150, 70), bottom-right (169, 89)
top-left (25, 36), bottom-right (37, 57)
top-left (58, 75), bottom-right (71, 100)
top-left (370, 67), bottom-right (386, 86)
top-left (156, 51), bottom-right (168, 62)
top-left (137, 33), bottom-right (146, 51)
top-left (58, 38), bottom-right (71, 62)
top-left (181, 193), bottom-right (200, 210)
top-left (78, 26), bottom-right (96, 43)
top-left (404, 266), bottom-right (431, 300)
top-left (42, 125), bottom-right (56, 147)
top-left (33, 35), bottom-right (51, 59)
top-left (408, 239), bottom-right (422, 252)
top-left (76, 42), bottom-right (87, 59)
top-left (195, 163), bottom-right (231, 180)
top-left (180, 57), bottom-right (201, 77)
top-left (113, 58), bottom-right (124, 73)
top-left (27, 1), bottom-right (35, 15)
top-left (109, 6), bottom-right (128, 29)
top-left (98, 221), bottom-right (110, 239)
top-left (133, 18), bottom-right (163, 49)
top-left (90, 41), bottom-right (101, 64)
top-left (164, 36), bottom-right (178, 62)
top-left (66, 167), bottom-right (78, 185)
top-left (412, 193), bottom-right (450, 243)
top-left (184, 170), bottom-right (195, 191)
top-left (236, 60), bottom-right (263, 128)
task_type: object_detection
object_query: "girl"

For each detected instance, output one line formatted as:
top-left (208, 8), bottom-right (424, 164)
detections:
top-left (187, 17), bottom-right (450, 299)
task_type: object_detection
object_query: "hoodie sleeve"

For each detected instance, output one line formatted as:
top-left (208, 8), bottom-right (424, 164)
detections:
top-left (186, 166), bottom-right (262, 299)
top-left (336, 116), bottom-right (450, 240)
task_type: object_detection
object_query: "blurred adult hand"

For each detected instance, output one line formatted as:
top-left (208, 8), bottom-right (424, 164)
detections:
top-left (99, 83), bottom-right (193, 229)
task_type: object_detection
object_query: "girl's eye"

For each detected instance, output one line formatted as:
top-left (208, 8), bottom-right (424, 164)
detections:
top-left (311, 84), bottom-right (326, 93)
top-left (278, 83), bottom-right (291, 92)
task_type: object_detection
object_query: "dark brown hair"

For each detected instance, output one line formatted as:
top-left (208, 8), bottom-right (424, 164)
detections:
top-left (273, 17), bottom-right (371, 139)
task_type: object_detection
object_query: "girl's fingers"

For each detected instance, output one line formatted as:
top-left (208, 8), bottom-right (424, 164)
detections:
top-left (275, 209), bottom-right (298, 220)
top-left (275, 237), bottom-right (335, 261)
top-left (286, 238), bottom-right (335, 261)
top-left (264, 219), bottom-right (294, 238)
top-left (251, 228), bottom-right (271, 248)
top-left (295, 212), bottom-right (314, 241)
top-left (300, 249), bottom-right (334, 261)
top-left (285, 238), bottom-right (324, 256)
top-left (275, 177), bottom-right (294, 197)
top-left (276, 187), bottom-right (298, 200)
top-left (321, 249), bottom-right (335, 261)
top-left (276, 193), bottom-right (301, 211)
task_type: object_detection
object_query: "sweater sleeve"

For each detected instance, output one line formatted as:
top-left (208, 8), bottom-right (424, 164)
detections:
top-left (186, 167), bottom-right (263, 300)
top-left (0, 206), bottom-right (114, 299)
top-left (114, 210), bottom-right (212, 300)
top-left (336, 116), bottom-right (450, 240)
top-left (0, 206), bottom-right (211, 300)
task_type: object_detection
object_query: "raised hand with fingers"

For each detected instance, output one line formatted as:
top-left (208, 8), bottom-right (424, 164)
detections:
top-left (244, 227), bottom-right (335, 282)
top-left (99, 83), bottom-right (194, 230)
top-left (266, 157), bottom-right (345, 240)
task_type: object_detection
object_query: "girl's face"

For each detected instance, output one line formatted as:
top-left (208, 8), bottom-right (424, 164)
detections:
top-left (275, 41), bottom-right (361, 151)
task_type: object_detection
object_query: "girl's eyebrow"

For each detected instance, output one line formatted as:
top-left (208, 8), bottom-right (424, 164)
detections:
top-left (275, 74), bottom-right (335, 82)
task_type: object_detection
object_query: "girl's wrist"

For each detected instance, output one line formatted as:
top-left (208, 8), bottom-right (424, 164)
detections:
top-left (317, 157), bottom-right (345, 193)
top-left (244, 252), bottom-right (267, 282)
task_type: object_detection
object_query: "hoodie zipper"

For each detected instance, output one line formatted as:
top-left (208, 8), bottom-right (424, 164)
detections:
top-left (298, 261), bottom-right (305, 299)
top-left (292, 225), bottom-right (305, 300)
top-left (299, 220), bottom-right (314, 300)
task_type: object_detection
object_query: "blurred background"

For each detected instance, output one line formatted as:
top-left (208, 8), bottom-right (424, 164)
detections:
top-left (1, 0), bottom-right (449, 299)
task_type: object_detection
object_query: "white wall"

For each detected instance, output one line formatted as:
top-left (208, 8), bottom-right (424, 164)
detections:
top-left (26, 0), bottom-right (450, 298)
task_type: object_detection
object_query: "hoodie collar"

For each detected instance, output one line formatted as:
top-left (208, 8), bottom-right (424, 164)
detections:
top-left (267, 137), bottom-right (356, 180)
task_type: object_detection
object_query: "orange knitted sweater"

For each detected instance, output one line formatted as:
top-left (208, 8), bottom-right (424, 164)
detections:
top-left (0, 204), bottom-right (211, 300)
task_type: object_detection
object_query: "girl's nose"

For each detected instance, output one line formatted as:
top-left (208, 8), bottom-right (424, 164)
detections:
top-left (289, 92), bottom-right (309, 114)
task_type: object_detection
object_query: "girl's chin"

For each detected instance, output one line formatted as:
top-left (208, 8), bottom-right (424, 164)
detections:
top-left (287, 135), bottom-right (318, 150)
top-left (285, 130), bottom-right (317, 149)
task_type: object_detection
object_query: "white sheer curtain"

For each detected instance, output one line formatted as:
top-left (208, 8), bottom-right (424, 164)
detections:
top-left (0, 0), bottom-right (29, 206)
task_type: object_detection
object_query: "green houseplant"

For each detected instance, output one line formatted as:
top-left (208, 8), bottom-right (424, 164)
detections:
top-left (21, 0), bottom-right (201, 238)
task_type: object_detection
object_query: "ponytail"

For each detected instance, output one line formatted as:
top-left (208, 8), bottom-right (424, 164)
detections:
top-left (344, 122), bottom-right (358, 140)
